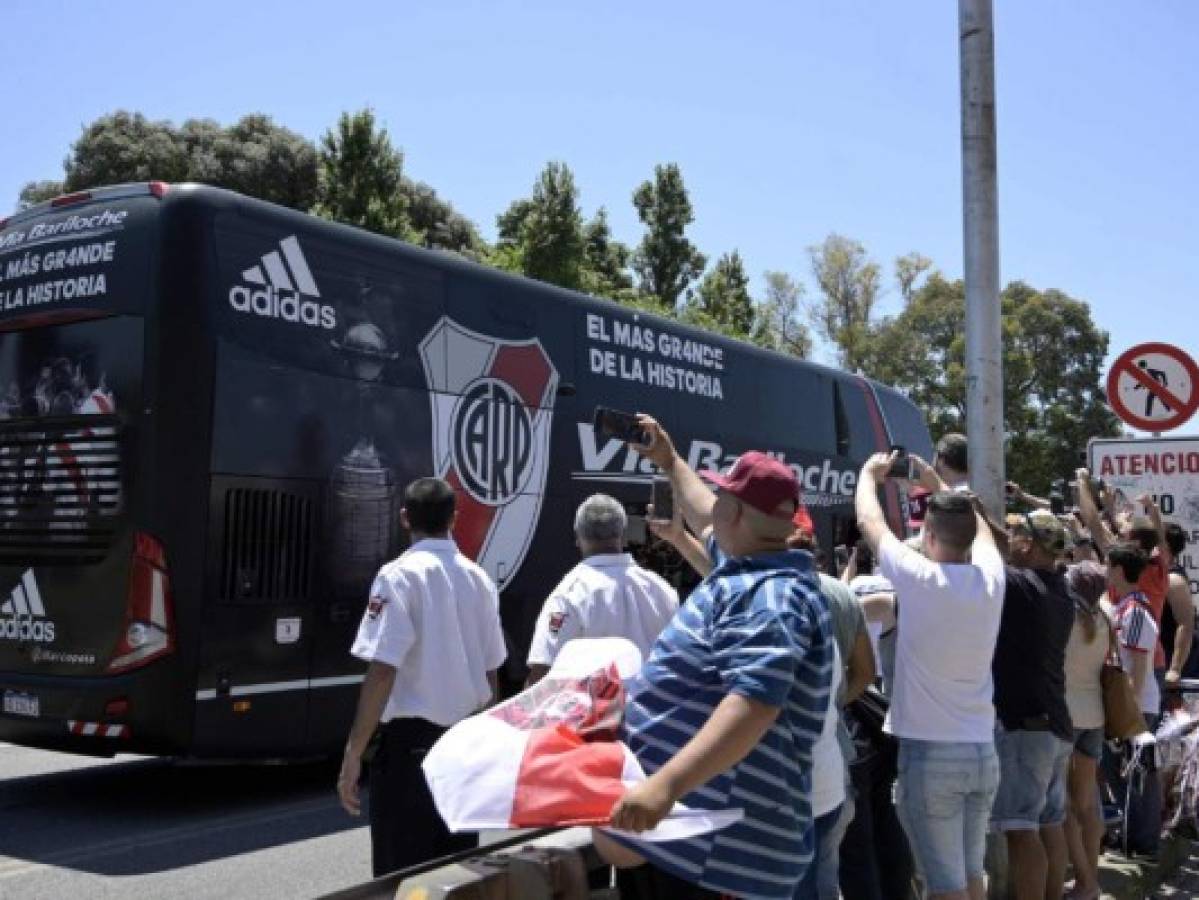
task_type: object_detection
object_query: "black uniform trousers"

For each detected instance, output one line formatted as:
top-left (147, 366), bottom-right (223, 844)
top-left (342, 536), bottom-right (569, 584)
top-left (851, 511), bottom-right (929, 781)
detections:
top-left (368, 716), bottom-right (475, 878)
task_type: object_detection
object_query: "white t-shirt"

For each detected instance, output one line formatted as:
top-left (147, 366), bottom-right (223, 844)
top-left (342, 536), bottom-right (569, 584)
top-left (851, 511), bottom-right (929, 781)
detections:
top-left (878, 533), bottom-right (1006, 743)
top-left (1114, 593), bottom-right (1161, 715)
top-left (851, 573), bottom-right (895, 681)
top-left (351, 538), bottom-right (507, 726)
top-left (526, 553), bottom-right (678, 667)
top-left (810, 643), bottom-right (846, 817)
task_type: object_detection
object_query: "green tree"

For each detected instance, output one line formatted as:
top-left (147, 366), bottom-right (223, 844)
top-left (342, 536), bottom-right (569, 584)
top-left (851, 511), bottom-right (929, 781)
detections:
top-left (806, 233), bottom-right (881, 372)
top-left (401, 178), bottom-right (483, 256)
top-left (494, 162), bottom-right (586, 290)
top-left (752, 271), bottom-right (813, 359)
top-left (895, 251), bottom-right (933, 304)
top-left (19, 110), bottom-right (319, 212)
top-left (632, 164), bottom-right (707, 310)
top-left (17, 180), bottom-right (64, 210)
top-left (313, 109), bottom-right (408, 238)
top-left (685, 251), bottom-right (755, 337)
top-left (202, 114), bottom-right (318, 211)
top-left (859, 275), bottom-right (1121, 493)
top-left (62, 111), bottom-right (190, 189)
top-left (581, 208), bottom-right (635, 301)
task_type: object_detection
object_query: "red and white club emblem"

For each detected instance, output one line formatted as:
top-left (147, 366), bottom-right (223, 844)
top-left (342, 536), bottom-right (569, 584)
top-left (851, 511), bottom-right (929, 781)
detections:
top-left (419, 318), bottom-right (559, 589)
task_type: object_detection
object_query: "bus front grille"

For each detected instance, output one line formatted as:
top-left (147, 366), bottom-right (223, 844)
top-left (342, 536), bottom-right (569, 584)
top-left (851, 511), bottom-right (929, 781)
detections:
top-left (0, 415), bottom-right (122, 564)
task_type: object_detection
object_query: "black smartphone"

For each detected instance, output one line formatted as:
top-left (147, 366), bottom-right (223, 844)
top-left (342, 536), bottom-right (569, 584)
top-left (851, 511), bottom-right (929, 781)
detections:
top-left (887, 445), bottom-right (911, 479)
top-left (1068, 482), bottom-right (1080, 510)
top-left (650, 476), bottom-right (674, 522)
top-left (624, 515), bottom-right (647, 545)
top-left (593, 406), bottom-right (648, 445)
top-left (834, 545), bottom-right (850, 571)
top-left (854, 539), bottom-right (874, 574)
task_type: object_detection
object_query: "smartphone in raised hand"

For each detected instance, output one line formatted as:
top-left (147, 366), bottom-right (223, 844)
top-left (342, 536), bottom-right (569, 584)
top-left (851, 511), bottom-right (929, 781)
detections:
top-left (887, 445), bottom-right (912, 479)
top-left (650, 476), bottom-right (674, 522)
top-left (593, 406), bottom-right (648, 445)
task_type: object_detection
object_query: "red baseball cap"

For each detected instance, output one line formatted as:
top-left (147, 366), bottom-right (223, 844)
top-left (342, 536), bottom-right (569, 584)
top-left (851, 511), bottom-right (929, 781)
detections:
top-left (700, 451), bottom-right (801, 519)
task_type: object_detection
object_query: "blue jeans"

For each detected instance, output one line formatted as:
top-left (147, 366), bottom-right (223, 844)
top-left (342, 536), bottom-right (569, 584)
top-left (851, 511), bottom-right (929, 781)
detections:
top-left (894, 739), bottom-right (999, 894)
top-left (794, 799), bottom-right (853, 899)
top-left (991, 725), bottom-right (1073, 830)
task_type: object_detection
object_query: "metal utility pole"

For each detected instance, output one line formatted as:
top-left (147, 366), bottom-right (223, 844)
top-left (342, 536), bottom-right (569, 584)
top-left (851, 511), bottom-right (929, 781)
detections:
top-left (959, 0), bottom-right (1004, 517)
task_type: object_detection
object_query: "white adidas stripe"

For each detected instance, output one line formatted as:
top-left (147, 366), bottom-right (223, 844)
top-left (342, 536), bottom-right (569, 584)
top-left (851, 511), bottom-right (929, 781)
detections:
top-left (261, 250), bottom-right (294, 292)
top-left (279, 236), bottom-right (319, 296)
top-left (238, 237), bottom-right (320, 298)
top-left (21, 571), bottom-right (44, 618)
top-left (9, 585), bottom-right (29, 617)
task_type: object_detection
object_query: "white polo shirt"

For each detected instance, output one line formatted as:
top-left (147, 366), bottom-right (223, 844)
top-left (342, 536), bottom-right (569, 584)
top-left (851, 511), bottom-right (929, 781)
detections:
top-left (526, 553), bottom-right (679, 667)
top-left (351, 538), bottom-right (507, 726)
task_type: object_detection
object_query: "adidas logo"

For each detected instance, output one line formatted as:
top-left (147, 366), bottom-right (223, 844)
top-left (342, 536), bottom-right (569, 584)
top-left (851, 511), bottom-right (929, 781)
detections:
top-left (229, 235), bottom-right (337, 330)
top-left (0, 570), bottom-right (55, 643)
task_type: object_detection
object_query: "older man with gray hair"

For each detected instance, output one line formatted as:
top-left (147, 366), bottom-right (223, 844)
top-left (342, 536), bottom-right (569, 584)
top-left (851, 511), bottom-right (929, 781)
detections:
top-left (526, 494), bottom-right (679, 685)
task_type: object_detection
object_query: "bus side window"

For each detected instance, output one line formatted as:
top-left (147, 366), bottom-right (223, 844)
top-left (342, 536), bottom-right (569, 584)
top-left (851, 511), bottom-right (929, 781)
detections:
top-left (833, 382), bottom-right (851, 457)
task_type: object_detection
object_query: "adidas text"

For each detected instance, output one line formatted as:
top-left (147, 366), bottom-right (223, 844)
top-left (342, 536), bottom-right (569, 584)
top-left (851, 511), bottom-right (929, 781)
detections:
top-left (0, 617), bottom-right (55, 643)
top-left (229, 285), bottom-right (336, 330)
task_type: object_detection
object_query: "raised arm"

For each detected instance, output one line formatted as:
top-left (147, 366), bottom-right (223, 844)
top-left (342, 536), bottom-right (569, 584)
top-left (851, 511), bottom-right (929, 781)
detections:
top-left (1008, 481), bottom-right (1051, 511)
top-left (1077, 469), bottom-right (1115, 556)
top-left (634, 415), bottom-right (715, 539)
top-left (648, 504), bottom-right (713, 578)
top-left (855, 452), bottom-right (897, 553)
top-left (1166, 572), bottom-right (1194, 686)
top-left (966, 493), bottom-right (1007, 559)
top-left (1137, 494), bottom-right (1171, 566)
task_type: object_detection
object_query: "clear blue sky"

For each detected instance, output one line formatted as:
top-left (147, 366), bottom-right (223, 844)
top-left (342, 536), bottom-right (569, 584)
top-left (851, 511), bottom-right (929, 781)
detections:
top-left (2, 1), bottom-right (1195, 381)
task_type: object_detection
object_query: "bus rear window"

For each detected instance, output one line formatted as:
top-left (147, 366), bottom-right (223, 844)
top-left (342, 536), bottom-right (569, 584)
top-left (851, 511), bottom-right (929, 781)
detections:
top-left (0, 317), bottom-right (142, 564)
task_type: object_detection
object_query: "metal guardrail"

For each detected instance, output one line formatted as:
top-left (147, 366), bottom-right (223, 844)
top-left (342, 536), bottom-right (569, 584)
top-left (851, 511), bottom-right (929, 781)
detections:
top-left (317, 828), bottom-right (612, 900)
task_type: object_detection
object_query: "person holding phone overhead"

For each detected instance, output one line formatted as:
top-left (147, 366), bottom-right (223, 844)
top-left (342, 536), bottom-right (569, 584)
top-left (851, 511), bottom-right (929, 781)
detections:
top-left (594, 413), bottom-right (833, 900)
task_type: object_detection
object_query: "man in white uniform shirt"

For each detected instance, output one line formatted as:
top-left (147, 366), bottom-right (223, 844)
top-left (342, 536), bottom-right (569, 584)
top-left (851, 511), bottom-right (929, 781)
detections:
top-left (337, 477), bottom-right (507, 877)
top-left (526, 494), bottom-right (678, 685)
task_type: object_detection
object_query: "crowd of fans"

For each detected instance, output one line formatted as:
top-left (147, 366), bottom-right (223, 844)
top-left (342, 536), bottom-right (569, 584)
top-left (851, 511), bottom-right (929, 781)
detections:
top-left (338, 417), bottom-right (1195, 900)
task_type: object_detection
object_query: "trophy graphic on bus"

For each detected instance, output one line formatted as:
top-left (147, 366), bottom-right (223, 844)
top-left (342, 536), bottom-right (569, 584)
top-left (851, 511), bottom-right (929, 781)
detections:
top-left (327, 293), bottom-right (401, 600)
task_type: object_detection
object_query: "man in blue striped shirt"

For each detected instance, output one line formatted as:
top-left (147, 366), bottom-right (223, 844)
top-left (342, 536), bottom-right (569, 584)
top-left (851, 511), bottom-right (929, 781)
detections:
top-left (595, 416), bottom-right (833, 900)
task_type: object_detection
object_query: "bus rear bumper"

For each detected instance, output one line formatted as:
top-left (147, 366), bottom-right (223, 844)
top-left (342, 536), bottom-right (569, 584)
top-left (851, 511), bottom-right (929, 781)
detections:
top-left (0, 670), bottom-right (180, 756)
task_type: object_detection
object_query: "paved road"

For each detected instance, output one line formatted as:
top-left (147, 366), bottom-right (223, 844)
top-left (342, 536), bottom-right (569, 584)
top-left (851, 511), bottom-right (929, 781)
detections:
top-left (0, 742), bottom-right (373, 899)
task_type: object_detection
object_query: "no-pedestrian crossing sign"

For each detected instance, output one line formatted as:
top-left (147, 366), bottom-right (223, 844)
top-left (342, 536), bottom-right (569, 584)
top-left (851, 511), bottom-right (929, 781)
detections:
top-left (1106, 342), bottom-right (1199, 433)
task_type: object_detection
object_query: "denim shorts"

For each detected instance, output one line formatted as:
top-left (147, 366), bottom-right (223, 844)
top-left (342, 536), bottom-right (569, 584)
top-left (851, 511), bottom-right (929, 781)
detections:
top-left (1073, 725), bottom-right (1104, 761)
top-left (991, 725), bottom-right (1073, 830)
top-left (895, 739), bottom-right (1000, 893)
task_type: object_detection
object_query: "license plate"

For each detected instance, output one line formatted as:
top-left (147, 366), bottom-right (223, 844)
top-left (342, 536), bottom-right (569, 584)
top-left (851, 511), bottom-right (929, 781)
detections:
top-left (2, 691), bottom-right (38, 718)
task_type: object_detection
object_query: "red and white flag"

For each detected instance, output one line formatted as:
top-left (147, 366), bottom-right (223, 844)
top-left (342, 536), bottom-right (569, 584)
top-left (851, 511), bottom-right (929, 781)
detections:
top-left (422, 638), bottom-right (741, 841)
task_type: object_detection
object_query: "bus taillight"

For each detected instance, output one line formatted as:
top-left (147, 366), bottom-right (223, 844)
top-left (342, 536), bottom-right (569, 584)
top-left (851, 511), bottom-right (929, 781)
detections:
top-left (50, 191), bottom-right (93, 208)
top-left (107, 533), bottom-right (176, 673)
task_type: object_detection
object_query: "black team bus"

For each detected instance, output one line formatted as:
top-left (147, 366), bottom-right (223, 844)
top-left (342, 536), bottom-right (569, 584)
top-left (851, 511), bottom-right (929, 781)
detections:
top-left (0, 183), bottom-right (931, 759)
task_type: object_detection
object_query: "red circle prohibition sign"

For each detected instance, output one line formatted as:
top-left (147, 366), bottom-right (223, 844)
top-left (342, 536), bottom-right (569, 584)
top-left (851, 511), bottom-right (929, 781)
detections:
top-left (1106, 342), bottom-right (1199, 432)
